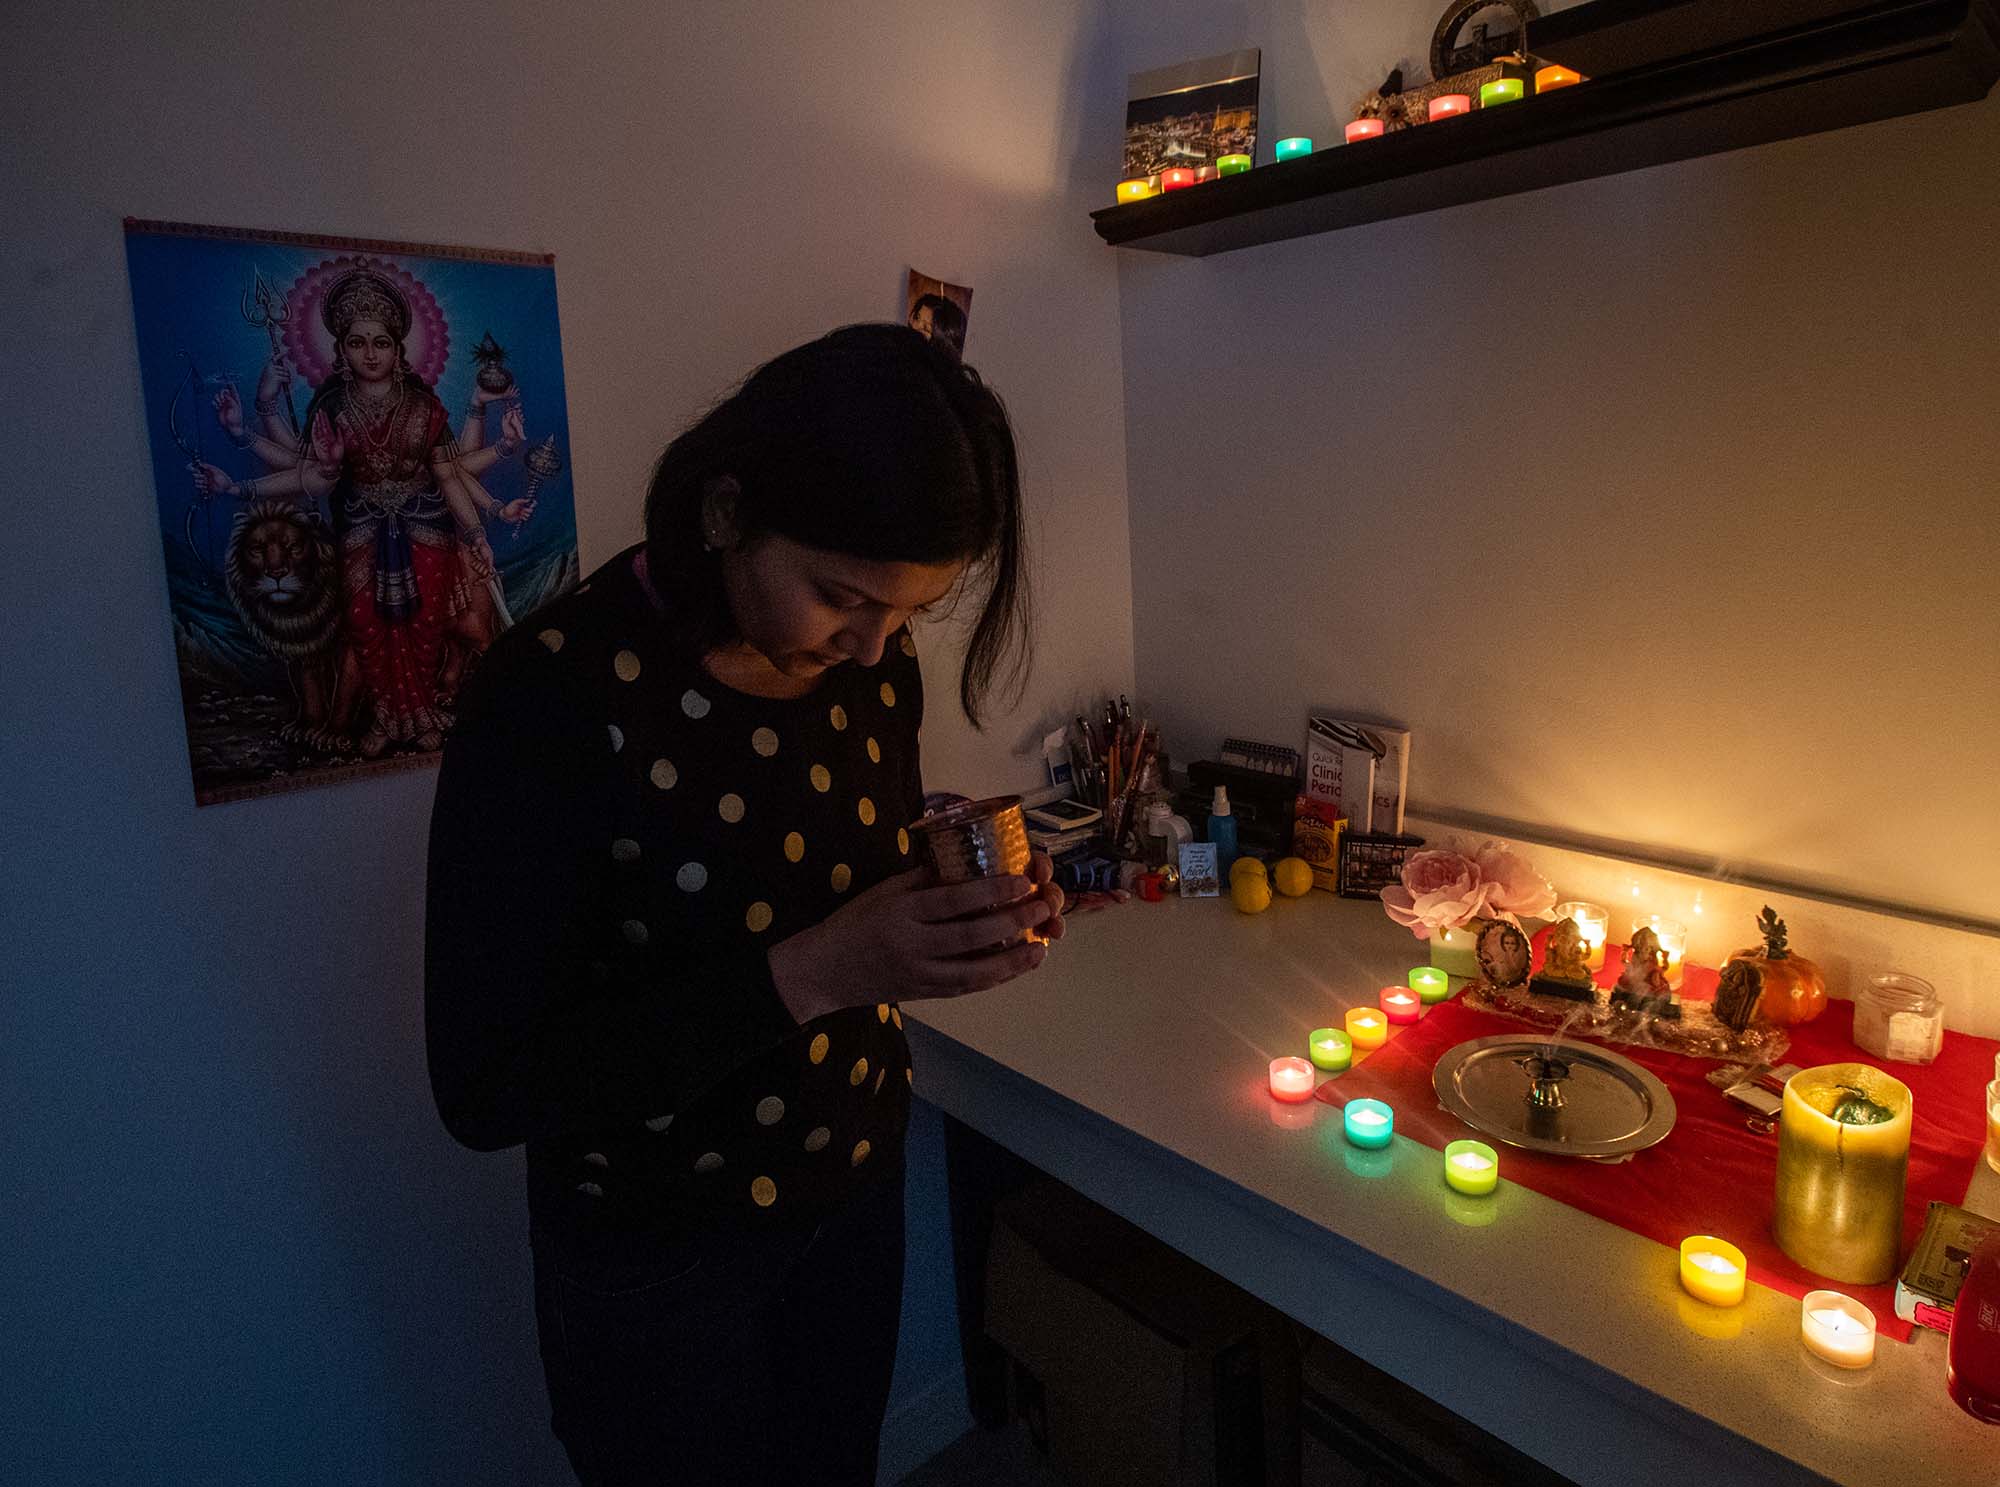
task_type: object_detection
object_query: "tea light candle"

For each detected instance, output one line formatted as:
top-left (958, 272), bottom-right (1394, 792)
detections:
top-left (1269, 1055), bottom-right (1316, 1103)
top-left (1480, 78), bottom-right (1526, 107)
top-left (1273, 136), bottom-right (1313, 162)
top-left (1801, 1291), bottom-right (1877, 1368)
top-left (1553, 901), bottom-right (1609, 970)
top-left (1160, 167), bottom-right (1196, 192)
top-left (1443, 1139), bottom-right (1498, 1196)
top-left (1679, 1236), bottom-right (1747, 1307)
top-left (1637, 915), bottom-right (1688, 986)
top-left (1193, 165), bottom-right (1218, 184)
top-left (1427, 93), bottom-right (1472, 120)
top-left (1345, 1007), bottom-right (1387, 1050)
top-left (1115, 178), bottom-right (1155, 204)
top-left (1380, 987), bottom-right (1422, 1025)
top-left (1535, 64), bottom-right (1584, 92)
top-left (1343, 119), bottom-right (1385, 143)
top-left (1308, 1028), bottom-right (1352, 1072)
top-left (1216, 153), bottom-right (1252, 175)
top-left (1344, 1099), bottom-right (1394, 1149)
top-left (1408, 966), bottom-right (1452, 1004)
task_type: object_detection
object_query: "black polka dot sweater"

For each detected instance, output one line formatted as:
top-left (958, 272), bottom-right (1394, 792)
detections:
top-left (425, 545), bottom-right (917, 1260)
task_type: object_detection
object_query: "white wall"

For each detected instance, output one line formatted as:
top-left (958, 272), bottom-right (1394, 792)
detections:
top-left (1111, 1), bottom-right (2000, 935)
top-left (0, 2), bottom-right (1133, 1480)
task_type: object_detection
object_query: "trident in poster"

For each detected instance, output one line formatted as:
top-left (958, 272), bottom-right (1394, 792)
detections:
top-left (239, 268), bottom-right (300, 436)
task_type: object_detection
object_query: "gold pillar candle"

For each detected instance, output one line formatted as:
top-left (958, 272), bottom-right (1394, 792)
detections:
top-left (1772, 1064), bottom-right (1913, 1285)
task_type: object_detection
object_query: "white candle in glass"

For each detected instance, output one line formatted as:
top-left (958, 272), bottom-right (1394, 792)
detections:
top-left (1800, 1291), bottom-right (1876, 1368)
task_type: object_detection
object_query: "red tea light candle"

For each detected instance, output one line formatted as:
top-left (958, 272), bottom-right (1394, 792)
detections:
top-left (1535, 64), bottom-right (1584, 92)
top-left (1345, 1007), bottom-right (1388, 1051)
top-left (1159, 167), bottom-right (1196, 192)
top-left (1269, 1055), bottom-right (1316, 1102)
top-left (1216, 153), bottom-right (1252, 175)
top-left (1679, 1236), bottom-right (1748, 1307)
top-left (1273, 136), bottom-right (1313, 162)
top-left (1479, 78), bottom-right (1526, 107)
top-left (1380, 987), bottom-right (1421, 1025)
top-left (1428, 93), bottom-right (1472, 120)
top-left (1115, 178), bottom-right (1156, 204)
top-left (1343, 118), bottom-right (1385, 143)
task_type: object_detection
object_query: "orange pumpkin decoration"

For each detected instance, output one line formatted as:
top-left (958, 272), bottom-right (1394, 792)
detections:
top-left (1729, 905), bottom-right (1826, 1026)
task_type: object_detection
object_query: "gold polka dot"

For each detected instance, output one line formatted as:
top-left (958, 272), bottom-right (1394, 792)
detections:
top-left (784, 831), bottom-right (805, 863)
top-left (755, 1095), bottom-right (785, 1126)
top-left (611, 838), bottom-right (641, 862)
top-left (829, 704), bottom-right (848, 731)
top-left (849, 1057), bottom-right (869, 1087)
top-left (751, 726), bottom-right (779, 757)
top-left (906, 1067), bottom-right (914, 1086)
top-left (614, 649), bottom-right (642, 682)
top-left (809, 764), bottom-right (831, 792)
top-left (622, 919), bottom-right (648, 945)
top-left (876, 1003), bottom-right (890, 1023)
top-left (851, 1140), bottom-right (872, 1167)
top-left (857, 797), bottom-right (876, 826)
top-left (808, 1032), bottom-right (830, 1064)
top-left (746, 901), bottom-right (774, 933)
top-left (804, 1126), bottom-right (831, 1153)
top-left (606, 724), bottom-right (624, 753)
top-left (900, 632), bottom-right (917, 657)
top-left (891, 1007), bottom-right (903, 1029)
top-left (694, 1151), bottom-right (724, 1174)
top-left (650, 758), bottom-right (678, 790)
top-left (873, 1067), bottom-right (887, 1095)
top-left (718, 792), bottom-right (746, 824)
top-left (537, 628), bottom-right (564, 652)
top-left (867, 738), bottom-right (882, 764)
top-left (830, 863), bottom-right (852, 893)
top-left (896, 828), bottom-right (910, 855)
top-left (879, 682), bottom-right (896, 707)
top-left (751, 1176), bottom-right (777, 1207)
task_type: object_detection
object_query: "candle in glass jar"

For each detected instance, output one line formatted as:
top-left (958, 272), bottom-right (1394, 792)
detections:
top-left (1800, 1291), bottom-right (1876, 1368)
top-left (1344, 119), bottom-right (1385, 143)
top-left (1308, 1028), bottom-right (1352, 1072)
top-left (1428, 93), bottom-right (1472, 120)
top-left (1443, 1139), bottom-right (1498, 1196)
top-left (1269, 1056), bottom-right (1316, 1102)
top-left (1380, 987), bottom-right (1421, 1025)
top-left (1343, 1099), bottom-right (1394, 1149)
top-left (1553, 901), bottom-right (1609, 969)
top-left (1408, 966), bottom-right (1451, 1004)
top-left (1679, 1236), bottom-right (1747, 1307)
top-left (1986, 1079), bottom-right (2000, 1175)
top-left (1636, 915), bottom-right (1687, 985)
top-left (1345, 1007), bottom-right (1387, 1050)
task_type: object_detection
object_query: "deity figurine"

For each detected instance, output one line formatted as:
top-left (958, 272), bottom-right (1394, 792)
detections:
top-left (1612, 925), bottom-right (1679, 1018)
top-left (1531, 916), bottom-right (1595, 1001)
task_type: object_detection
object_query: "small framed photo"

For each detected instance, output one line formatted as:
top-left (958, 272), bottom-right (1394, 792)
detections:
top-left (1336, 832), bottom-right (1425, 900)
top-left (1178, 842), bottom-right (1221, 897)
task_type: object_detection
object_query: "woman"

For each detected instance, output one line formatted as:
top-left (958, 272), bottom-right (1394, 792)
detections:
top-left (199, 267), bottom-right (532, 753)
top-left (424, 323), bottom-right (1064, 1485)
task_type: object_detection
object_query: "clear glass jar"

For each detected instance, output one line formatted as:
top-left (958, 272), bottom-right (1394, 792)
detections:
top-left (1852, 972), bottom-right (1943, 1065)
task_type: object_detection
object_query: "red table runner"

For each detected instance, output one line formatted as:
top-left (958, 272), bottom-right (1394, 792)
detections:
top-left (1315, 996), bottom-right (1997, 1341)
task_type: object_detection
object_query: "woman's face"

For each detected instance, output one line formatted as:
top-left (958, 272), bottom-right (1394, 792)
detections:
top-left (722, 534), bottom-right (962, 677)
top-left (339, 319), bottom-right (399, 385)
top-left (909, 304), bottom-right (935, 339)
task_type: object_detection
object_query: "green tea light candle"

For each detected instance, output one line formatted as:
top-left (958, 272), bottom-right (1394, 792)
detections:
top-left (1408, 966), bottom-right (1451, 1004)
top-left (1444, 1139), bottom-right (1499, 1196)
top-left (1480, 78), bottom-right (1526, 107)
top-left (1217, 153), bottom-right (1252, 175)
top-left (1344, 1099), bottom-right (1394, 1149)
top-left (1308, 1028), bottom-right (1352, 1072)
top-left (1273, 136), bottom-right (1313, 162)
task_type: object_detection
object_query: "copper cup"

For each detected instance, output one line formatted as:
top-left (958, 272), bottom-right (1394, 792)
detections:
top-left (908, 795), bottom-right (1042, 945)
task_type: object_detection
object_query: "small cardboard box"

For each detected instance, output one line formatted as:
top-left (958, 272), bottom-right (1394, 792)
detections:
top-left (984, 1179), bottom-right (1299, 1486)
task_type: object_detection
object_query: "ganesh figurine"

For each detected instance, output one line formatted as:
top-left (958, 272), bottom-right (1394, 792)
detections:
top-left (1531, 916), bottom-right (1596, 1001)
top-left (1611, 925), bottom-right (1680, 1019)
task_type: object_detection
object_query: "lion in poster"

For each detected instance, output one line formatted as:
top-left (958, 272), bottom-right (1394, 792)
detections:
top-left (224, 499), bottom-right (347, 749)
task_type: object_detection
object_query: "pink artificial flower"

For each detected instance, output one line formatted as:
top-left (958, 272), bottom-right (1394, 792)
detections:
top-left (1379, 848), bottom-right (1493, 940)
top-left (1474, 840), bottom-right (1557, 924)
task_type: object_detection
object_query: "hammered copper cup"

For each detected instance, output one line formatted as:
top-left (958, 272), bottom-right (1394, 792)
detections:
top-left (907, 795), bottom-right (1043, 945)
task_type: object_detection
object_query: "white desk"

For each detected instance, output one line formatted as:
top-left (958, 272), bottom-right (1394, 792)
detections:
top-left (907, 892), bottom-right (2000, 1487)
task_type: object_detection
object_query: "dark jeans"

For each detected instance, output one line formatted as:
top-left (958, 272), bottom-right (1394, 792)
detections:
top-left (531, 1168), bottom-right (907, 1487)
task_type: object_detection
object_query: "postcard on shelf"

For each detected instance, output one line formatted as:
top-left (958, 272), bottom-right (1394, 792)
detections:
top-left (1305, 715), bottom-right (1410, 834)
top-left (1178, 842), bottom-right (1220, 897)
top-left (1124, 48), bottom-right (1260, 185)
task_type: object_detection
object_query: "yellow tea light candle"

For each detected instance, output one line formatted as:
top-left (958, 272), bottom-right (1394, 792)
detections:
top-left (1216, 153), bottom-right (1252, 175)
top-left (1636, 915), bottom-right (1687, 985)
top-left (1443, 1139), bottom-right (1498, 1196)
top-left (1535, 64), bottom-right (1584, 92)
top-left (1345, 1007), bottom-right (1387, 1051)
top-left (1679, 1236), bottom-right (1747, 1307)
top-left (1308, 1028), bottom-right (1352, 1072)
top-left (1380, 987), bottom-right (1422, 1026)
top-left (1428, 93), bottom-right (1472, 120)
top-left (1273, 136), bottom-right (1313, 162)
top-left (1344, 1099), bottom-right (1394, 1149)
top-left (1553, 901), bottom-right (1608, 970)
top-left (1480, 78), bottom-right (1526, 107)
top-left (1773, 1064), bottom-right (1913, 1283)
top-left (1801, 1291), bottom-right (1877, 1369)
top-left (1343, 119), bottom-right (1385, 143)
top-left (1407, 966), bottom-right (1451, 1004)
top-left (1116, 178), bottom-right (1156, 204)
top-left (1269, 1055), bottom-right (1316, 1103)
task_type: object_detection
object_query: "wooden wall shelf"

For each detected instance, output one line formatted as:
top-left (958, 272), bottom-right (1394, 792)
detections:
top-left (1092, 0), bottom-right (2000, 257)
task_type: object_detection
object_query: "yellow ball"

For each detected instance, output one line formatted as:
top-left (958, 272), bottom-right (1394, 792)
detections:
top-left (1231, 877), bottom-right (1273, 915)
top-left (1229, 856), bottom-right (1268, 884)
top-left (1273, 857), bottom-right (1313, 898)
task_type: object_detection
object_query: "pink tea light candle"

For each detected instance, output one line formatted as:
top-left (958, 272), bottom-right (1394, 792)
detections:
top-left (1343, 118), bottom-right (1386, 143)
top-left (1269, 1056), bottom-right (1316, 1102)
top-left (1428, 94), bottom-right (1472, 120)
top-left (1345, 1007), bottom-right (1388, 1051)
top-left (1160, 166), bottom-right (1196, 191)
top-left (1380, 987), bottom-right (1422, 1025)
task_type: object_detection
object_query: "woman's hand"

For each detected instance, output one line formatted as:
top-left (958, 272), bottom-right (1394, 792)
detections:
top-left (768, 867), bottom-right (1060, 1024)
top-left (1026, 849), bottom-right (1067, 944)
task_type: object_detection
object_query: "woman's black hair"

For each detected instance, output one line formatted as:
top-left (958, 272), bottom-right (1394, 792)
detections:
top-left (642, 323), bottom-right (1030, 727)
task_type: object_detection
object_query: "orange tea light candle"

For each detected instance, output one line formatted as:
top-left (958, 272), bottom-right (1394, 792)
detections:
top-left (1408, 966), bottom-right (1451, 1004)
top-left (1216, 153), bottom-right (1252, 175)
top-left (1801, 1291), bottom-right (1876, 1368)
top-left (1444, 1140), bottom-right (1499, 1196)
top-left (1380, 987), bottom-right (1422, 1026)
top-left (1115, 178), bottom-right (1155, 204)
top-left (1273, 136), bottom-right (1313, 162)
top-left (1343, 119), bottom-right (1385, 143)
top-left (1308, 1028), bottom-right (1352, 1072)
top-left (1480, 78), bottom-right (1526, 107)
top-left (1160, 167), bottom-right (1196, 192)
top-left (1680, 1236), bottom-right (1747, 1307)
top-left (1535, 64), bottom-right (1584, 92)
top-left (1345, 1007), bottom-right (1388, 1050)
top-left (1428, 93), bottom-right (1472, 120)
top-left (1269, 1055), bottom-right (1316, 1103)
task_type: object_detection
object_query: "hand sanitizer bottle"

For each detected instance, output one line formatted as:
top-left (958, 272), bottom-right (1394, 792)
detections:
top-left (1206, 786), bottom-right (1238, 871)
